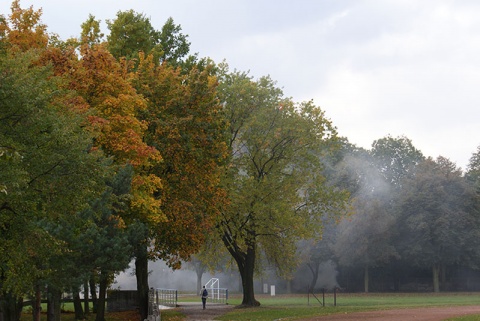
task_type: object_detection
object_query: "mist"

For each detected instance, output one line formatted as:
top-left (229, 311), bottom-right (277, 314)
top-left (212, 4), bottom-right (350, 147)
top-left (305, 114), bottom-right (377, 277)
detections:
top-left (112, 260), bottom-right (241, 292)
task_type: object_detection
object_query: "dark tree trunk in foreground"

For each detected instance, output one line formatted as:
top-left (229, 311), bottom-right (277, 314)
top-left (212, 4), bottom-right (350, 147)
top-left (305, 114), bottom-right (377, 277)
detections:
top-left (227, 235), bottom-right (259, 307)
top-left (135, 245), bottom-right (150, 320)
top-left (83, 281), bottom-right (90, 315)
top-left (0, 292), bottom-right (22, 321)
top-left (89, 276), bottom-right (98, 313)
top-left (95, 272), bottom-right (108, 321)
top-left (73, 288), bottom-right (84, 320)
top-left (239, 245), bottom-right (259, 306)
top-left (32, 285), bottom-right (41, 321)
top-left (47, 286), bottom-right (61, 321)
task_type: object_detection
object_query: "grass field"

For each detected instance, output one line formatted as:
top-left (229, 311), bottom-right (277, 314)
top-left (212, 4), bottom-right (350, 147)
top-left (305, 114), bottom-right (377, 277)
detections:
top-left (19, 292), bottom-right (480, 321)
top-left (201, 292), bottom-right (480, 321)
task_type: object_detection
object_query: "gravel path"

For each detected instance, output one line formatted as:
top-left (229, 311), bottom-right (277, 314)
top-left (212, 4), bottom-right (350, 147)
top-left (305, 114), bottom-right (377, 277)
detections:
top-left (177, 302), bottom-right (234, 321)
top-left (298, 305), bottom-right (480, 321)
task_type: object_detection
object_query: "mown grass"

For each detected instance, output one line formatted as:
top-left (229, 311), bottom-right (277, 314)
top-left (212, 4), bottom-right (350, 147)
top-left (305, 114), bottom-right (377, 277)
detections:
top-left (209, 293), bottom-right (480, 321)
top-left (19, 293), bottom-right (480, 321)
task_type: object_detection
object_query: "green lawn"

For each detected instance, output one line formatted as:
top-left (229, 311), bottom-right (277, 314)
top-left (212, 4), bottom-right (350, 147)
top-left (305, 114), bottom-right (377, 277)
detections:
top-left (205, 293), bottom-right (480, 321)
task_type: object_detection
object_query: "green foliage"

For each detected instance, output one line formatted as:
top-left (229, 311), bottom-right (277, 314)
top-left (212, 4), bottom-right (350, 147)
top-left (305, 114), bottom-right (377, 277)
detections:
top-left (371, 135), bottom-right (425, 187)
top-left (106, 11), bottom-right (192, 68)
top-left (133, 54), bottom-right (228, 267)
top-left (395, 157), bottom-right (479, 271)
top-left (80, 14), bottom-right (104, 46)
top-left (216, 64), bottom-right (348, 305)
top-left (0, 50), bottom-right (107, 296)
top-left (466, 145), bottom-right (480, 193)
top-left (106, 10), bottom-right (160, 61)
top-left (158, 17), bottom-right (190, 64)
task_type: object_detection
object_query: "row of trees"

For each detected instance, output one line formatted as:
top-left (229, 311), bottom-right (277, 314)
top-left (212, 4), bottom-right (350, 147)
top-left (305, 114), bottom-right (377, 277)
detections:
top-left (1, 1), bottom-right (228, 320)
top-left (1, 1), bottom-right (348, 320)
top-left (300, 137), bottom-right (480, 293)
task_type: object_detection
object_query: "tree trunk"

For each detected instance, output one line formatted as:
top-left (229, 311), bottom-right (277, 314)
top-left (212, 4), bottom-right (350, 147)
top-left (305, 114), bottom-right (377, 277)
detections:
top-left (286, 279), bottom-right (292, 294)
top-left (195, 264), bottom-right (206, 295)
top-left (0, 292), bottom-right (22, 321)
top-left (83, 281), bottom-right (90, 315)
top-left (307, 262), bottom-right (320, 293)
top-left (135, 245), bottom-right (150, 321)
top-left (89, 275), bottom-right (98, 313)
top-left (222, 228), bottom-right (259, 307)
top-left (441, 265), bottom-right (446, 291)
top-left (95, 272), bottom-right (108, 321)
top-left (364, 265), bottom-right (369, 293)
top-left (237, 244), bottom-right (259, 306)
top-left (46, 286), bottom-right (61, 321)
top-left (73, 288), bottom-right (84, 320)
top-left (32, 285), bottom-right (41, 321)
top-left (433, 264), bottom-right (440, 293)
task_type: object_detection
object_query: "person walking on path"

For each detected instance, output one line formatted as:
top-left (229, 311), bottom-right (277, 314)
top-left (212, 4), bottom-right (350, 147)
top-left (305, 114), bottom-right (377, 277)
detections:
top-left (201, 286), bottom-right (208, 310)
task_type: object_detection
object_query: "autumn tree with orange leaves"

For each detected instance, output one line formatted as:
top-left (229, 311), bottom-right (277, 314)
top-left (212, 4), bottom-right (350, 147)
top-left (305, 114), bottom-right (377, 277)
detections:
top-left (43, 8), bottom-right (227, 320)
top-left (0, 2), bottom-right (116, 320)
top-left (1, 2), bottom-right (164, 320)
top-left (131, 52), bottom-right (228, 318)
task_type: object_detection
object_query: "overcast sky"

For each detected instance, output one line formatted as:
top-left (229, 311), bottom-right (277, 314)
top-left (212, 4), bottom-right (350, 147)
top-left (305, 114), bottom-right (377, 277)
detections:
top-left (2, 0), bottom-right (479, 170)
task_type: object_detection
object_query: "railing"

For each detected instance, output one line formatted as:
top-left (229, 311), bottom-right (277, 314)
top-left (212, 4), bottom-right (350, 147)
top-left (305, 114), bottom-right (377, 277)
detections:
top-left (208, 288), bottom-right (228, 303)
top-left (307, 287), bottom-right (339, 306)
top-left (156, 288), bottom-right (177, 307)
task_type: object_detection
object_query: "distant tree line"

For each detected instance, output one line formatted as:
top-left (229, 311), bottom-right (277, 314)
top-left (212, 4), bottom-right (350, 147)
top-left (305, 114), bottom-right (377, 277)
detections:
top-left (292, 137), bottom-right (480, 294)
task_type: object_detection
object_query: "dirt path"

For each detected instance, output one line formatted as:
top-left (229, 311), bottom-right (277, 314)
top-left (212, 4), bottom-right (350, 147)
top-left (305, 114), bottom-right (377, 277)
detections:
top-left (177, 302), bottom-right (234, 321)
top-left (299, 305), bottom-right (480, 321)
top-left (177, 304), bottom-right (480, 321)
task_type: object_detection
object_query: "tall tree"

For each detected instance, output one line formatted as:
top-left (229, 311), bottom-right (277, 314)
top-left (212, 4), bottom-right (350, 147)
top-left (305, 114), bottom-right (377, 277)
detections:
top-left (466, 145), bottom-right (480, 193)
top-left (78, 166), bottom-right (135, 321)
top-left (334, 198), bottom-right (398, 292)
top-left (216, 65), bottom-right (348, 306)
top-left (157, 17), bottom-right (190, 65)
top-left (395, 157), bottom-right (478, 292)
top-left (106, 11), bottom-right (191, 67)
top-left (0, 49), bottom-right (106, 319)
top-left (132, 53), bottom-right (227, 319)
top-left (0, 0), bottom-right (48, 52)
top-left (106, 10), bottom-right (159, 61)
top-left (329, 143), bottom-right (399, 292)
top-left (80, 14), bottom-right (104, 46)
top-left (371, 135), bottom-right (424, 187)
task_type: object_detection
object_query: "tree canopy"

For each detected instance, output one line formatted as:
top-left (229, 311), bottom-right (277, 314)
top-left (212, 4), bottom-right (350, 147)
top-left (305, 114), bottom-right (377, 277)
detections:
top-left (215, 64), bottom-right (349, 306)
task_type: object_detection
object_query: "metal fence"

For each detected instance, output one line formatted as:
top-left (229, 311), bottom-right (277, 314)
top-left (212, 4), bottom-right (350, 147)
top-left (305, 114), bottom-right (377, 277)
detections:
top-left (156, 288), bottom-right (177, 307)
top-left (207, 287), bottom-right (228, 304)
